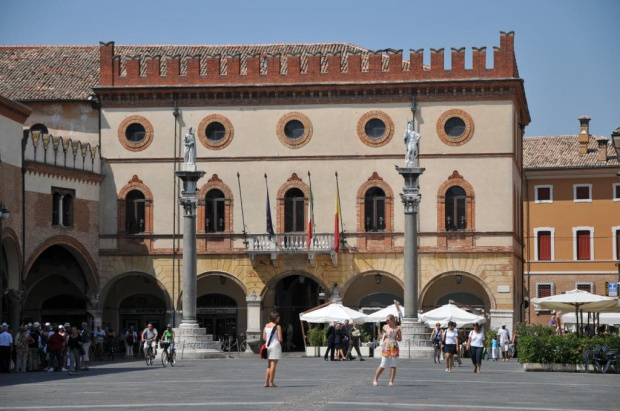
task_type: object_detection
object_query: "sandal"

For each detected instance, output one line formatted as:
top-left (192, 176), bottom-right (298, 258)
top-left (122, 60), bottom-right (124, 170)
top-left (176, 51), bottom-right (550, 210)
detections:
top-left (372, 380), bottom-right (378, 386)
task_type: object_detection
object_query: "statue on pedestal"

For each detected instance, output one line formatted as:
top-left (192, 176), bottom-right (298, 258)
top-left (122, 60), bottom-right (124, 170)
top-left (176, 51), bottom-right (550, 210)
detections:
top-left (404, 121), bottom-right (421, 167)
top-left (184, 127), bottom-right (196, 168)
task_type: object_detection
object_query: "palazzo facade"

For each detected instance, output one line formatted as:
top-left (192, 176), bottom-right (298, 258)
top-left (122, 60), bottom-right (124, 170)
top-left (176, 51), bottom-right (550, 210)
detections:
top-left (0, 31), bottom-right (529, 346)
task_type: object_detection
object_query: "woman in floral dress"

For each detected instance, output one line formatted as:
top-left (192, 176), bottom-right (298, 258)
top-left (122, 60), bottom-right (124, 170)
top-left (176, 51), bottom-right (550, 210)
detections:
top-left (373, 314), bottom-right (402, 387)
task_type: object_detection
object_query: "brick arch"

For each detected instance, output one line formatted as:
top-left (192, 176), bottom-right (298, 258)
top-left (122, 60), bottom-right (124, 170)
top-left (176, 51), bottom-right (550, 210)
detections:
top-left (436, 170), bottom-right (475, 231)
top-left (197, 174), bottom-right (234, 234)
top-left (23, 235), bottom-right (99, 292)
top-left (419, 270), bottom-right (496, 311)
top-left (117, 174), bottom-right (154, 234)
top-left (276, 173), bottom-right (308, 233)
top-left (1, 227), bottom-right (22, 289)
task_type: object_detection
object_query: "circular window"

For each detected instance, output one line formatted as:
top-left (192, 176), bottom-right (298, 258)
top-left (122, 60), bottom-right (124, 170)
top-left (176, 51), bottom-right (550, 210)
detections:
top-left (118, 115), bottom-right (154, 151)
top-left (277, 112), bottom-right (312, 149)
top-left (436, 109), bottom-right (474, 146)
top-left (357, 110), bottom-right (394, 147)
top-left (125, 123), bottom-right (146, 142)
top-left (198, 114), bottom-right (234, 150)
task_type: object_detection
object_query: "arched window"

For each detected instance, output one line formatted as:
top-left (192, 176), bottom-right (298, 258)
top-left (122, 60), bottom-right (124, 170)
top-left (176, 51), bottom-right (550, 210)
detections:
top-left (205, 189), bottom-right (225, 233)
top-left (52, 192), bottom-right (61, 226)
top-left (30, 123), bottom-right (48, 135)
top-left (365, 187), bottom-right (385, 232)
top-left (125, 190), bottom-right (146, 234)
top-left (445, 186), bottom-right (466, 231)
top-left (284, 188), bottom-right (305, 233)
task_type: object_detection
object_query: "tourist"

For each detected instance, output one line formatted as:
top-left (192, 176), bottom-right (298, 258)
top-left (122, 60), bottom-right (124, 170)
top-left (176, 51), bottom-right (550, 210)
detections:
top-left (160, 324), bottom-right (175, 354)
top-left (373, 314), bottom-right (401, 387)
top-left (93, 325), bottom-right (106, 360)
top-left (286, 323), bottom-right (296, 352)
top-left (467, 323), bottom-right (485, 373)
top-left (15, 326), bottom-right (33, 372)
top-left (0, 323), bottom-right (13, 373)
top-left (41, 323), bottom-right (52, 371)
top-left (28, 322), bottom-right (41, 371)
top-left (323, 321), bottom-right (336, 361)
top-left (125, 326), bottom-right (137, 358)
top-left (498, 324), bottom-right (511, 361)
top-left (511, 329), bottom-right (519, 359)
top-left (47, 326), bottom-right (65, 372)
top-left (490, 334), bottom-right (499, 361)
top-left (342, 320), bottom-right (350, 354)
top-left (263, 311), bottom-right (282, 388)
top-left (442, 321), bottom-right (459, 372)
top-left (346, 321), bottom-right (365, 361)
top-left (66, 326), bottom-right (83, 375)
top-left (430, 323), bottom-right (443, 364)
top-left (141, 323), bottom-right (158, 358)
top-left (334, 323), bottom-right (346, 361)
top-left (57, 325), bottom-right (69, 369)
top-left (80, 322), bottom-right (91, 370)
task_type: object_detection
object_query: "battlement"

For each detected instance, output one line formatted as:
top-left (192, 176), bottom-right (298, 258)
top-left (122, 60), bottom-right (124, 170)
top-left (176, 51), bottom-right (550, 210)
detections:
top-left (23, 131), bottom-right (101, 175)
top-left (99, 32), bottom-right (518, 88)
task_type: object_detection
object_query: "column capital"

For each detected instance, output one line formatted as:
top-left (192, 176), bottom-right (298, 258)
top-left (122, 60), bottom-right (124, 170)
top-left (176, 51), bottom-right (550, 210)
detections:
top-left (5, 289), bottom-right (24, 302)
top-left (246, 291), bottom-right (262, 304)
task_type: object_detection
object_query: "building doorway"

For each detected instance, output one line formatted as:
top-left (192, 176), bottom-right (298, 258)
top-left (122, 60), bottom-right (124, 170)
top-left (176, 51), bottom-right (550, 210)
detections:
top-left (197, 293), bottom-right (238, 342)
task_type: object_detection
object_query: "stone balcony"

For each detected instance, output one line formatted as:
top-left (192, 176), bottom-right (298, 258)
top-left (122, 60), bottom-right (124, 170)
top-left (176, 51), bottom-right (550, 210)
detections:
top-left (247, 233), bottom-right (337, 267)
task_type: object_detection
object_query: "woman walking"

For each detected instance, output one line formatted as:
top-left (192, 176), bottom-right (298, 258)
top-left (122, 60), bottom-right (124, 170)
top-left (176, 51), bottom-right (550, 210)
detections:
top-left (466, 323), bottom-right (485, 373)
top-left (66, 327), bottom-right (84, 375)
top-left (263, 311), bottom-right (282, 387)
top-left (373, 314), bottom-right (401, 387)
top-left (334, 323), bottom-right (346, 361)
top-left (442, 321), bottom-right (459, 372)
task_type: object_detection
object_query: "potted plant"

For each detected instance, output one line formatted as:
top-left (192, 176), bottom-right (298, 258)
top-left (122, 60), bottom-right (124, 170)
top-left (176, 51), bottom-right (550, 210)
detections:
top-left (306, 326), bottom-right (322, 357)
top-left (359, 328), bottom-right (371, 357)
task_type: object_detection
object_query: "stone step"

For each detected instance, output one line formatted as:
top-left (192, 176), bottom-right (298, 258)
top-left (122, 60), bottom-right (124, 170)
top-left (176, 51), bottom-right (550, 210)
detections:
top-left (174, 349), bottom-right (227, 359)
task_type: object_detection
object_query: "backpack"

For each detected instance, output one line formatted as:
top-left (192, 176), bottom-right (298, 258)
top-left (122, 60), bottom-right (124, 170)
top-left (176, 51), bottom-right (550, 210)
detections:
top-left (126, 333), bottom-right (135, 345)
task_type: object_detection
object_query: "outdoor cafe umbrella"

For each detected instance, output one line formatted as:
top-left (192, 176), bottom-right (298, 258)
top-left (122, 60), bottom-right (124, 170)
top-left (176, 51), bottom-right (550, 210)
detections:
top-left (531, 289), bottom-right (619, 336)
top-left (419, 303), bottom-right (486, 328)
top-left (366, 304), bottom-right (405, 323)
top-left (299, 303), bottom-right (368, 324)
top-left (562, 312), bottom-right (620, 327)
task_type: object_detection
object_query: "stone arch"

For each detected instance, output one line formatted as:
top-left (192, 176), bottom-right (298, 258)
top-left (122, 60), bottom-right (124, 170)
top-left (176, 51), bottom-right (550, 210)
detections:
top-left (436, 170), bottom-right (476, 231)
top-left (259, 270), bottom-right (329, 299)
top-left (276, 173), bottom-right (308, 233)
top-left (1, 226), bottom-right (22, 289)
top-left (117, 174), bottom-right (154, 234)
top-left (98, 271), bottom-right (173, 312)
top-left (23, 235), bottom-right (98, 292)
top-left (419, 270), bottom-right (496, 312)
top-left (342, 270), bottom-right (404, 310)
top-left (197, 174), bottom-right (234, 234)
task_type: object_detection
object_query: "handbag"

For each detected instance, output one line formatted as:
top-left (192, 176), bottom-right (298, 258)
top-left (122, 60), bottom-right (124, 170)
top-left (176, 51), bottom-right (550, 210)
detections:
top-left (78, 344), bottom-right (86, 356)
top-left (260, 324), bottom-right (278, 360)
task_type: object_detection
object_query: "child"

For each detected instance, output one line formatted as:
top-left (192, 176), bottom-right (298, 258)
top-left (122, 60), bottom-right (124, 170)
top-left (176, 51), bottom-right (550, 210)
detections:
top-left (491, 335), bottom-right (499, 361)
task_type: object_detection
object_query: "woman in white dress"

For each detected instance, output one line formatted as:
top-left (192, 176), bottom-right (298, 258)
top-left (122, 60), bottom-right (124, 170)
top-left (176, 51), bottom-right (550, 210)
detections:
top-left (263, 311), bottom-right (283, 387)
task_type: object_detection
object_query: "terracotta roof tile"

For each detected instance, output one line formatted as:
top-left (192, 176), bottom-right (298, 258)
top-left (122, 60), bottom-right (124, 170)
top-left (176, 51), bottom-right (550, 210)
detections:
top-left (523, 135), bottom-right (620, 170)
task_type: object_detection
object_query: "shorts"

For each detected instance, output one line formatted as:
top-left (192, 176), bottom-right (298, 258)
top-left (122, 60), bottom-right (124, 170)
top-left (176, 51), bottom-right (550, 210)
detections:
top-left (443, 344), bottom-right (457, 354)
top-left (500, 342), bottom-right (510, 352)
top-left (379, 356), bottom-right (397, 368)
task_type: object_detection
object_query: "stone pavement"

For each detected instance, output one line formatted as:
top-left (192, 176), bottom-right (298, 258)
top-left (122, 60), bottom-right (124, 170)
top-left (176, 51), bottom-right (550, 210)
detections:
top-left (0, 355), bottom-right (618, 410)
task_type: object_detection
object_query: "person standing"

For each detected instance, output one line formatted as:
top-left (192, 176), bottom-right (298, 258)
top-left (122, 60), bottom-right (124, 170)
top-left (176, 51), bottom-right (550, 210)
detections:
top-left (28, 323), bottom-right (41, 371)
top-left (334, 323), bottom-right (346, 361)
top-left (373, 314), bottom-right (401, 387)
top-left (346, 322), bottom-right (365, 361)
top-left (466, 323), bottom-right (485, 373)
top-left (498, 325), bottom-right (511, 361)
top-left (15, 326), bottom-right (33, 373)
top-left (323, 321), bottom-right (336, 361)
top-left (286, 323), bottom-right (296, 352)
top-left (442, 321), bottom-right (459, 372)
top-left (93, 325), bottom-right (106, 360)
top-left (0, 323), bottom-right (13, 373)
top-left (47, 327), bottom-right (66, 372)
top-left (125, 327), bottom-right (137, 358)
top-left (490, 335), bottom-right (499, 361)
top-left (80, 322), bottom-right (91, 370)
top-left (66, 327), bottom-right (83, 375)
top-left (342, 320), bottom-right (350, 354)
top-left (263, 311), bottom-right (282, 388)
top-left (429, 323), bottom-right (443, 364)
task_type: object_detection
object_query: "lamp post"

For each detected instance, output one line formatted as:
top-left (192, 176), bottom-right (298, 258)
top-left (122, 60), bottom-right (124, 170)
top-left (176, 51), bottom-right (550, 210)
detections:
top-left (0, 204), bottom-right (9, 324)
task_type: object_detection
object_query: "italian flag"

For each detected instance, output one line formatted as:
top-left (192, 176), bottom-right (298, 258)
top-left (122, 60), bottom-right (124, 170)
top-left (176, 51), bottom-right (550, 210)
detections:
top-left (334, 183), bottom-right (341, 253)
top-left (307, 180), bottom-right (314, 251)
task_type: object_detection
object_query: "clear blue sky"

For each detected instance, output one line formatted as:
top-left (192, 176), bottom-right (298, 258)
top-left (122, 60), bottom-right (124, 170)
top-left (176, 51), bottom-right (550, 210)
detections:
top-left (1, 0), bottom-right (618, 138)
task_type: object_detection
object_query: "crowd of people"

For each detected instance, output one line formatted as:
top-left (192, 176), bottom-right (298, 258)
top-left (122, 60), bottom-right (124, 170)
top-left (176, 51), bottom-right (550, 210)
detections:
top-left (322, 319), bottom-right (366, 361)
top-left (0, 321), bottom-right (176, 374)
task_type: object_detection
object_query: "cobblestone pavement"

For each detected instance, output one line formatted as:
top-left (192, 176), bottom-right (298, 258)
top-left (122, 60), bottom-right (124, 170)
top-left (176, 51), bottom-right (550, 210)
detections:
top-left (0, 355), bottom-right (618, 410)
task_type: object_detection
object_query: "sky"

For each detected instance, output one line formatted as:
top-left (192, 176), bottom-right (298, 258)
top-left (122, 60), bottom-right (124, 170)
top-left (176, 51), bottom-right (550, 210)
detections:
top-left (1, 0), bottom-right (618, 139)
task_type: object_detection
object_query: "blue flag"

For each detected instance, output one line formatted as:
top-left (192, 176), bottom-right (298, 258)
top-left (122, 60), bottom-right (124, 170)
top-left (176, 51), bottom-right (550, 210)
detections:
top-left (266, 186), bottom-right (275, 241)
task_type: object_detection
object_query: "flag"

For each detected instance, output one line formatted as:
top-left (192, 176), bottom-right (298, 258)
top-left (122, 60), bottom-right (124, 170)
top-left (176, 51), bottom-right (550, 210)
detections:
top-left (266, 185), bottom-right (275, 241)
top-left (307, 178), bottom-right (314, 251)
top-left (334, 182), bottom-right (341, 253)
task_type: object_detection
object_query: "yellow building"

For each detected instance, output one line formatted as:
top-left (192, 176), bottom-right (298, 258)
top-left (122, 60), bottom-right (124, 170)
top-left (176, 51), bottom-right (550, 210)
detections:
top-left (524, 117), bottom-right (620, 325)
top-left (0, 31), bottom-right (529, 344)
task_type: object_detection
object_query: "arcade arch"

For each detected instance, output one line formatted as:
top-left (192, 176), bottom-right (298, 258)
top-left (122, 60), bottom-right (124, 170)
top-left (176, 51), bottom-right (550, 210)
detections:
top-left (1, 230), bottom-right (21, 325)
top-left (420, 271), bottom-right (494, 315)
top-left (342, 271), bottom-right (403, 313)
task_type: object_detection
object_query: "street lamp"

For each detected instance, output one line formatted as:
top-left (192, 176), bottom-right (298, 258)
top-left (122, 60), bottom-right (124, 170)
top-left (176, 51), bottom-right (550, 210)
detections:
top-left (0, 204), bottom-right (9, 324)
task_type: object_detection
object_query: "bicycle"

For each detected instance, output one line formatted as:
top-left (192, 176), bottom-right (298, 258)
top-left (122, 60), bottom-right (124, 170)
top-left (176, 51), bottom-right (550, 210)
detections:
top-left (160, 341), bottom-right (176, 367)
top-left (145, 341), bottom-right (156, 366)
top-left (432, 341), bottom-right (442, 364)
top-left (220, 333), bottom-right (247, 357)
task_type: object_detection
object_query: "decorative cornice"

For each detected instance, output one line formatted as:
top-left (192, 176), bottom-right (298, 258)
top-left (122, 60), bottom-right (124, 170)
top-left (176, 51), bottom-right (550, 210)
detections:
top-left (0, 95), bottom-right (32, 124)
top-left (24, 161), bottom-right (104, 185)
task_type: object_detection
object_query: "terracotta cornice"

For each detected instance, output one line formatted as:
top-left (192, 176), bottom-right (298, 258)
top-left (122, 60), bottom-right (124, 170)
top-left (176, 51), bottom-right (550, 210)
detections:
top-left (24, 161), bottom-right (104, 184)
top-left (0, 95), bottom-right (32, 124)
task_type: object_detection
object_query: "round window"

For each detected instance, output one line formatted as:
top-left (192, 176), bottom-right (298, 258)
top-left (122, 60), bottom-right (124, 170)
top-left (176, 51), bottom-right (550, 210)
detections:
top-left (444, 117), bottom-right (466, 138)
top-left (206, 121), bottom-right (226, 142)
top-left (365, 118), bottom-right (386, 139)
top-left (125, 123), bottom-right (146, 142)
top-left (284, 120), bottom-right (305, 140)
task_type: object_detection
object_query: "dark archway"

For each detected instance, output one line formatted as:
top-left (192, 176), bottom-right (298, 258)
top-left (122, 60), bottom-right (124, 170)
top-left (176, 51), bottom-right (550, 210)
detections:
top-left (420, 271), bottom-right (494, 315)
top-left (197, 293), bottom-right (237, 341)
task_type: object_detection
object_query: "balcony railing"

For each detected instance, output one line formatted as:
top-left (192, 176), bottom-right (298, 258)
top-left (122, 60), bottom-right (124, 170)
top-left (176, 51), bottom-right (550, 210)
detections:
top-left (247, 233), bottom-right (337, 267)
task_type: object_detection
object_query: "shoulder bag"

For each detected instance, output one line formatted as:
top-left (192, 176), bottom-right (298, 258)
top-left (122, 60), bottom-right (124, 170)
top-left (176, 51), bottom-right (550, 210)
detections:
top-left (260, 324), bottom-right (277, 360)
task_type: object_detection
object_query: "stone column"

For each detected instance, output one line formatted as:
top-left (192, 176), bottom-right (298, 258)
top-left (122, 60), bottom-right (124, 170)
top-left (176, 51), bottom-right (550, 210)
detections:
top-left (6, 289), bottom-right (24, 331)
top-left (245, 292), bottom-right (262, 353)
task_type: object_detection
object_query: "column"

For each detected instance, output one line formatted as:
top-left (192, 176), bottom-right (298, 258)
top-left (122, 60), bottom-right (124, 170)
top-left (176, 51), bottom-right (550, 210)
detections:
top-left (6, 289), bottom-right (24, 332)
top-left (245, 292), bottom-right (262, 353)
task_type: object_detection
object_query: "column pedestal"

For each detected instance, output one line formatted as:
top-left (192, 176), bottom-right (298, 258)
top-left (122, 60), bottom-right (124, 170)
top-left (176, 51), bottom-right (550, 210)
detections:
top-left (245, 294), bottom-right (262, 353)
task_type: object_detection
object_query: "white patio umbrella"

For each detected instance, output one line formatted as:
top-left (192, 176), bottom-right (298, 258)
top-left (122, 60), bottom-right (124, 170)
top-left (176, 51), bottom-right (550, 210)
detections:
top-left (299, 303), bottom-right (368, 324)
top-left (419, 303), bottom-right (486, 328)
top-left (562, 312), bottom-right (620, 326)
top-left (531, 289), bottom-right (619, 336)
top-left (366, 304), bottom-right (405, 322)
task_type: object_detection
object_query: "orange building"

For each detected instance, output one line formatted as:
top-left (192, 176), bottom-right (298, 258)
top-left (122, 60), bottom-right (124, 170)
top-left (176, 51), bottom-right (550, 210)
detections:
top-left (523, 117), bottom-right (620, 324)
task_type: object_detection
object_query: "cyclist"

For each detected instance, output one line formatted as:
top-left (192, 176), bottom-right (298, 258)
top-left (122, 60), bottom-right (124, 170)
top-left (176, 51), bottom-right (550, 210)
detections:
top-left (141, 323), bottom-right (158, 358)
top-left (160, 324), bottom-right (175, 354)
top-left (429, 323), bottom-right (443, 364)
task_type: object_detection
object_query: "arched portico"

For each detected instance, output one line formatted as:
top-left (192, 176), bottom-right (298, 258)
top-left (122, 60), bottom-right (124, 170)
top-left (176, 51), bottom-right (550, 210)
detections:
top-left (420, 271), bottom-right (495, 316)
top-left (342, 271), bottom-right (403, 312)
top-left (1, 228), bottom-right (21, 327)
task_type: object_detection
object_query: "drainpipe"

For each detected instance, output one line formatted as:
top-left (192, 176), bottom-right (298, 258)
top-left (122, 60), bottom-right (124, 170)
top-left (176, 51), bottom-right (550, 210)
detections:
top-left (172, 94), bottom-right (179, 327)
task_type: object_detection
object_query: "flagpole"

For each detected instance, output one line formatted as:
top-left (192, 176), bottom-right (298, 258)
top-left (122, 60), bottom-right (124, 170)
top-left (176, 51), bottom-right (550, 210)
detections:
top-left (307, 171), bottom-right (314, 252)
top-left (335, 171), bottom-right (344, 249)
top-left (236, 172), bottom-right (248, 249)
top-left (264, 173), bottom-right (275, 243)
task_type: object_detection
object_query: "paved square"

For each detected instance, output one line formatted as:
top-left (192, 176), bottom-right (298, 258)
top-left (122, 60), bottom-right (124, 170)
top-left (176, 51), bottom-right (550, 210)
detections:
top-left (0, 356), bottom-right (617, 410)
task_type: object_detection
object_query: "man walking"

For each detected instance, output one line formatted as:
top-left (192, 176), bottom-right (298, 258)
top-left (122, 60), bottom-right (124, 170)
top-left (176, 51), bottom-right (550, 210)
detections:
top-left (323, 321), bottom-right (336, 361)
top-left (498, 324), bottom-right (511, 361)
top-left (346, 322), bottom-right (365, 361)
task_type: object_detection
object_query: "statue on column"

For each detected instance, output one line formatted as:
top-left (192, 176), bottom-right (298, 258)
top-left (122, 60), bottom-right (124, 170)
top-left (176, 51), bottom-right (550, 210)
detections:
top-left (184, 127), bottom-right (196, 169)
top-left (404, 121), bottom-right (421, 167)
